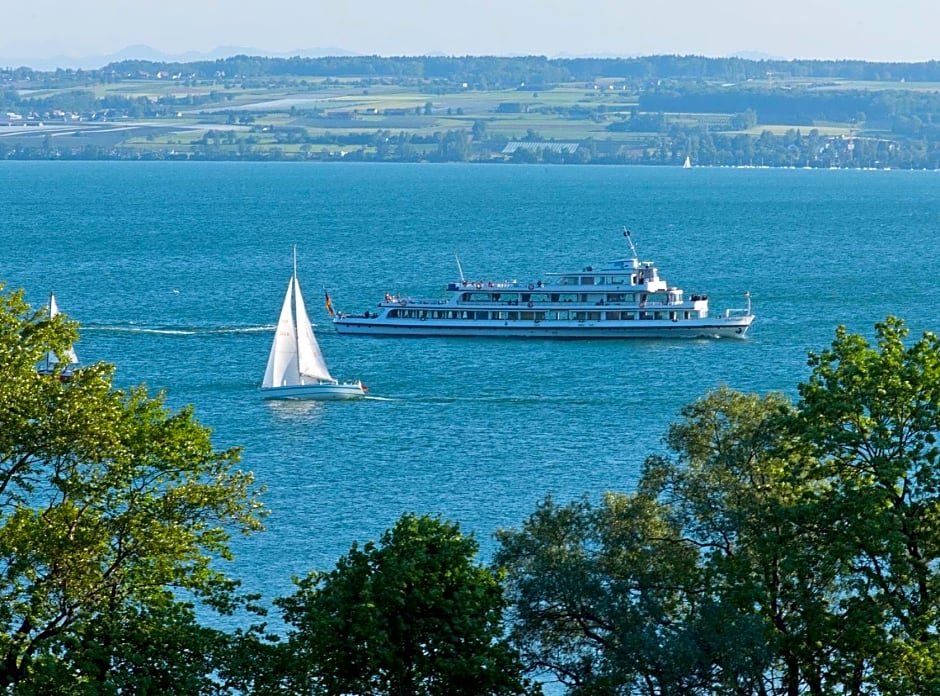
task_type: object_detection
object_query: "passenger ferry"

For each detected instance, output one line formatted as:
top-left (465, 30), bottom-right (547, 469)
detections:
top-left (333, 231), bottom-right (754, 339)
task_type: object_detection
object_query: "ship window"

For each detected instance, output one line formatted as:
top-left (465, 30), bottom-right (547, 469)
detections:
top-left (640, 311), bottom-right (654, 320)
top-left (581, 276), bottom-right (595, 285)
top-left (588, 312), bottom-right (601, 321)
top-left (508, 312), bottom-right (519, 321)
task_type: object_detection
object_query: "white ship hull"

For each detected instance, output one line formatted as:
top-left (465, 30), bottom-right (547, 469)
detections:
top-left (334, 317), bottom-right (751, 339)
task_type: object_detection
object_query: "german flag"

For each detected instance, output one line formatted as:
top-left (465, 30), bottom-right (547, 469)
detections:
top-left (324, 291), bottom-right (336, 318)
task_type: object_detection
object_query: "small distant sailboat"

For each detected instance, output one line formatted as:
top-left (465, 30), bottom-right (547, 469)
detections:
top-left (260, 247), bottom-right (366, 400)
top-left (682, 155), bottom-right (692, 169)
top-left (38, 292), bottom-right (79, 380)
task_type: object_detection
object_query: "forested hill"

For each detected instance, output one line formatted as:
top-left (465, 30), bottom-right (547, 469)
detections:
top-left (10, 54), bottom-right (940, 85)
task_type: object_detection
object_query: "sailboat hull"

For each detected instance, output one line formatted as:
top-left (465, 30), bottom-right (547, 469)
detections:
top-left (260, 382), bottom-right (366, 401)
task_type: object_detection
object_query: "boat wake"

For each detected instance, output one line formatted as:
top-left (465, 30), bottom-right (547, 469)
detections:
top-left (83, 323), bottom-right (275, 336)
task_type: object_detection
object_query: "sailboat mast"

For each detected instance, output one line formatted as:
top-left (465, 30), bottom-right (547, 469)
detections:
top-left (291, 244), bottom-right (301, 365)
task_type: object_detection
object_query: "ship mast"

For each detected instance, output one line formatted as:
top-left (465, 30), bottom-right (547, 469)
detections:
top-left (623, 228), bottom-right (639, 266)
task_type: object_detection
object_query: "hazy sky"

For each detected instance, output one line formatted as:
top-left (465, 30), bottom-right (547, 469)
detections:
top-left (2, 0), bottom-right (938, 64)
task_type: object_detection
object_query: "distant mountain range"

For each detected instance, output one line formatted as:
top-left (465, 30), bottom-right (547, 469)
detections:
top-left (0, 45), bottom-right (360, 71)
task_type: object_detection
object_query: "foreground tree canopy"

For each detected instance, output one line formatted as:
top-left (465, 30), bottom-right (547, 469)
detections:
top-left (0, 286), bottom-right (265, 692)
top-left (496, 316), bottom-right (940, 695)
top-left (239, 513), bottom-right (534, 695)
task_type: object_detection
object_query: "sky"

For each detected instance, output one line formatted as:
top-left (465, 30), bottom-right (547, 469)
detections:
top-left (2, 0), bottom-right (938, 67)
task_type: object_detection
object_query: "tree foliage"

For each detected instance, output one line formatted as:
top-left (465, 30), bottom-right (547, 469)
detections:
top-left (256, 513), bottom-right (533, 696)
top-left (497, 318), bottom-right (940, 695)
top-left (0, 285), bottom-right (265, 693)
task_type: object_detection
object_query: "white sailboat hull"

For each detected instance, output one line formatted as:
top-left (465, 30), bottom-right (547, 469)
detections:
top-left (260, 381), bottom-right (366, 400)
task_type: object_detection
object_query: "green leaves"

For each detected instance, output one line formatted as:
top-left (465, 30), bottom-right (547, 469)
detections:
top-left (0, 286), bottom-right (265, 692)
top-left (498, 319), bottom-right (940, 694)
top-left (269, 513), bottom-right (530, 696)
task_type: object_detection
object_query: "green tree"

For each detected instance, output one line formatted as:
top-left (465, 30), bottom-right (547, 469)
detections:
top-left (267, 513), bottom-right (532, 696)
top-left (645, 388), bottom-right (839, 696)
top-left (792, 317), bottom-right (940, 693)
top-left (0, 285), bottom-right (265, 692)
top-left (498, 319), bottom-right (940, 695)
top-left (496, 391), bottom-right (787, 695)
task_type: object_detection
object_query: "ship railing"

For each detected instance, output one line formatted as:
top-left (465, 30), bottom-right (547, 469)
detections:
top-left (722, 292), bottom-right (753, 318)
top-left (724, 307), bottom-right (753, 318)
top-left (457, 280), bottom-right (522, 290)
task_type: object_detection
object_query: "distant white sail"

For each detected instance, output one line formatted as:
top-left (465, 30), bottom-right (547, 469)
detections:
top-left (44, 293), bottom-right (79, 369)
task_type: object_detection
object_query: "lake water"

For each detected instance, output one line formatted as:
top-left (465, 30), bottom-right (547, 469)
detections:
top-left (2, 161), bottom-right (939, 619)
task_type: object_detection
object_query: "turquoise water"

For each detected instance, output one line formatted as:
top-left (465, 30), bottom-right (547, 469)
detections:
top-left (2, 162), bottom-right (939, 613)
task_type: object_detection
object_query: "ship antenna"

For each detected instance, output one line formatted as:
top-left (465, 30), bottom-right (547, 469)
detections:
top-left (623, 228), bottom-right (639, 263)
top-left (454, 252), bottom-right (465, 282)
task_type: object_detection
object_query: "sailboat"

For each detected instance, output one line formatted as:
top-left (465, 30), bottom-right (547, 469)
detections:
top-left (682, 155), bottom-right (692, 169)
top-left (260, 248), bottom-right (366, 400)
top-left (38, 292), bottom-right (79, 379)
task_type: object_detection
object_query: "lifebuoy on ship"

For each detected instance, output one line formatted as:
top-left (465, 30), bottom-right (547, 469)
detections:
top-left (527, 301), bottom-right (534, 308)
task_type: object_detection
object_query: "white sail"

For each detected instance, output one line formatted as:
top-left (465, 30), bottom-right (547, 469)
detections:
top-left (262, 278), bottom-right (301, 388)
top-left (293, 277), bottom-right (334, 383)
top-left (45, 293), bottom-right (79, 368)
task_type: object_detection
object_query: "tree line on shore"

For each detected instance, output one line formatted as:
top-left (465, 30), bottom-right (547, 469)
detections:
top-left (2, 54), bottom-right (940, 168)
top-left (3, 283), bottom-right (940, 694)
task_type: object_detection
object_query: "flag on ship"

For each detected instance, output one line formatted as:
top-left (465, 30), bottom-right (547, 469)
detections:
top-left (324, 291), bottom-right (335, 317)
